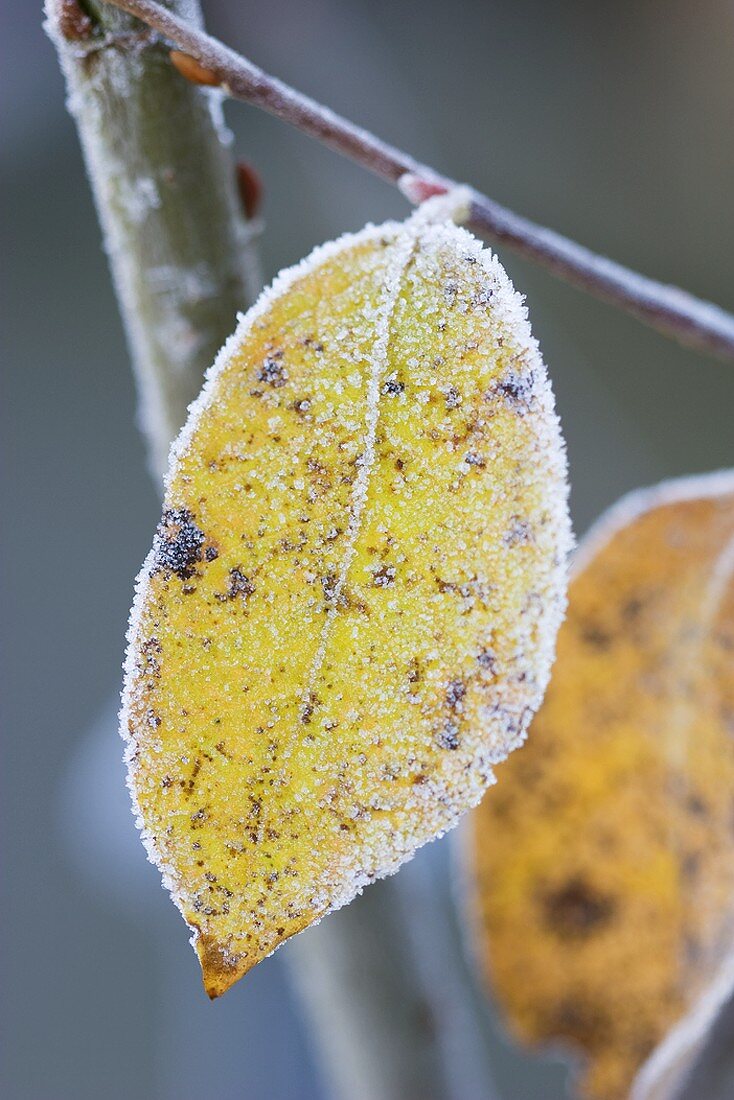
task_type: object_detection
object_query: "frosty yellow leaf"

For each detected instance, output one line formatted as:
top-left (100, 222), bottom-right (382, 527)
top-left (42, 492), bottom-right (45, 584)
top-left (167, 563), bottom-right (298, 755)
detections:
top-left (467, 471), bottom-right (734, 1100)
top-left (122, 197), bottom-right (570, 997)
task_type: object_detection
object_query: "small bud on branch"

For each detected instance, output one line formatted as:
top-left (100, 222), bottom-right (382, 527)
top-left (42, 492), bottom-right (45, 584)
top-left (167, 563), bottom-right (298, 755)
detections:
top-left (56, 0), bottom-right (94, 40)
top-left (235, 161), bottom-right (263, 221)
top-left (169, 49), bottom-right (220, 87)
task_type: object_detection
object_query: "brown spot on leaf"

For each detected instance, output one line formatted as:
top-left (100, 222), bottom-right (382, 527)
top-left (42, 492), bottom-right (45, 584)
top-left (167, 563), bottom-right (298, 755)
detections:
top-left (542, 877), bottom-right (615, 939)
top-left (372, 564), bottom-right (396, 588)
top-left (445, 386), bottom-right (462, 410)
top-left (217, 568), bottom-right (256, 602)
top-left (490, 367), bottom-right (537, 412)
top-left (464, 452), bottom-right (486, 468)
top-left (321, 574), bottom-right (338, 602)
top-left (301, 692), bottom-right (319, 725)
top-left (550, 997), bottom-right (609, 1051)
top-left (579, 624), bottom-right (612, 650)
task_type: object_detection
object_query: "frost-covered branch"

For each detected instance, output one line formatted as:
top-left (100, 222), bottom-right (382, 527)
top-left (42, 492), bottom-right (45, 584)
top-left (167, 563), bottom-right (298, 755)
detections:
top-left (104, 0), bottom-right (734, 363)
top-left (45, 0), bottom-right (260, 478)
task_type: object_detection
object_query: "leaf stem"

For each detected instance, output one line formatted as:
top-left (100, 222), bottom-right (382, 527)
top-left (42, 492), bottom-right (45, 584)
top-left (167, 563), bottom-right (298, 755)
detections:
top-left (102, 0), bottom-right (734, 363)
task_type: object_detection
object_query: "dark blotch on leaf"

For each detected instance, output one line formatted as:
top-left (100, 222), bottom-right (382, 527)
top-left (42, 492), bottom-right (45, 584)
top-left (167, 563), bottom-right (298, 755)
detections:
top-left (258, 356), bottom-right (288, 388)
top-left (445, 680), bottom-right (466, 709)
top-left (551, 998), bottom-right (609, 1049)
top-left (437, 721), bottom-right (460, 750)
top-left (464, 452), bottom-right (486, 468)
top-left (504, 517), bottom-right (532, 546)
top-left (153, 508), bottom-right (205, 580)
top-left (542, 877), bottom-right (615, 939)
top-left (445, 386), bottom-right (461, 410)
top-left (622, 596), bottom-right (644, 622)
top-left (580, 624), bottom-right (612, 650)
top-left (490, 367), bottom-right (536, 412)
top-left (477, 648), bottom-right (496, 673)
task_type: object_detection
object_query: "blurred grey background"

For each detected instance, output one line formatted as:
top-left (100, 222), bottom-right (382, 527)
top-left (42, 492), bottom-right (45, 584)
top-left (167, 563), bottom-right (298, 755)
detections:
top-left (3, 1), bottom-right (734, 1097)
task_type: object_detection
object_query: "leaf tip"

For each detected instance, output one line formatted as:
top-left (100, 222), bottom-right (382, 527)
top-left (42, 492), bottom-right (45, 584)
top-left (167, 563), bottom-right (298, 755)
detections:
top-left (193, 930), bottom-right (248, 1000)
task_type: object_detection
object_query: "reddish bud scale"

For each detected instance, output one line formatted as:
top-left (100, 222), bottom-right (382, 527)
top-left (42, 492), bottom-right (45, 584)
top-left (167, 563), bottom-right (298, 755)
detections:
top-left (236, 161), bottom-right (263, 221)
top-left (56, 0), bottom-right (94, 40)
top-left (169, 50), bottom-right (221, 87)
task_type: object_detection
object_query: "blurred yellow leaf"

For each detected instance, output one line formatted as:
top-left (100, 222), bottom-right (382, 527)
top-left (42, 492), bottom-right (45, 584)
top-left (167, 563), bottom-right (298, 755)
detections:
top-left (122, 198), bottom-right (569, 997)
top-left (467, 471), bottom-right (734, 1100)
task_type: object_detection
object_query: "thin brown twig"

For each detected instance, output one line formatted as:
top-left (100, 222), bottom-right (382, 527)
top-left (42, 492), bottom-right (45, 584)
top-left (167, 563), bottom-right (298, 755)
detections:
top-left (104, 0), bottom-right (734, 363)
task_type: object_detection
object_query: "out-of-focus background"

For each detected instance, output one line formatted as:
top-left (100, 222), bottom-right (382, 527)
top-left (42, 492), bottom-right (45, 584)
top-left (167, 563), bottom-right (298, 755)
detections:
top-left (3, 2), bottom-right (734, 1097)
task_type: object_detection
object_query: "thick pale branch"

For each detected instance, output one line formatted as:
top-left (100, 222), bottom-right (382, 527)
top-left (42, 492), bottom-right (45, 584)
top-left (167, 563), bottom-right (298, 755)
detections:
top-left (289, 858), bottom-right (500, 1100)
top-left (45, 0), bottom-right (260, 477)
top-left (104, 0), bottom-right (734, 363)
